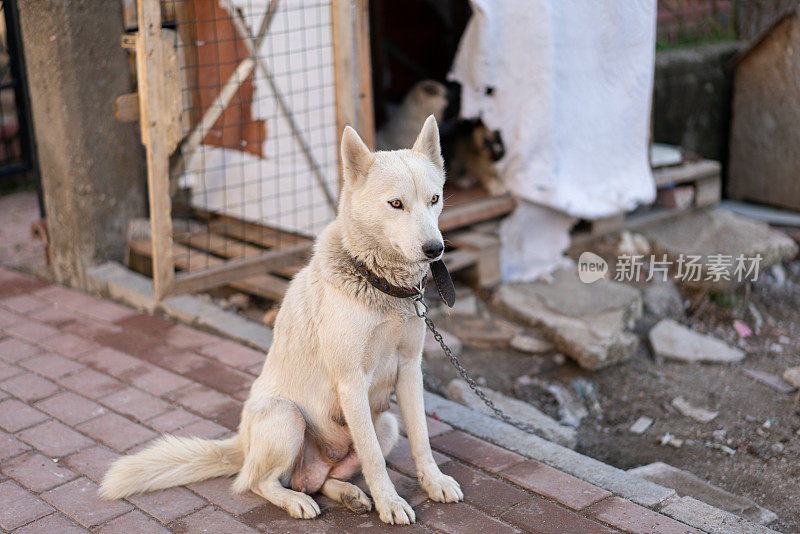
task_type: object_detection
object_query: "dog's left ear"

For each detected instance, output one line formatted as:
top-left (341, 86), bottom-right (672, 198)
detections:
top-left (412, 115), bottom-right (444, 170)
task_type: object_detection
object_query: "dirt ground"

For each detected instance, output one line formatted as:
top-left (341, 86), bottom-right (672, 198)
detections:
top-left (419, 260), bottom-right (800, 533)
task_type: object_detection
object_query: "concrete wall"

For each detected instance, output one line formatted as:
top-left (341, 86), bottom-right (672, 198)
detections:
top-left (18, 0), bottom-right (146, 288)
top-left (652, 41), bottom-right (744, 165)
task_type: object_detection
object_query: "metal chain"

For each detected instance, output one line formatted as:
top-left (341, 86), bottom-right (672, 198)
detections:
top-left (414, 297), bottom-right (540, 436)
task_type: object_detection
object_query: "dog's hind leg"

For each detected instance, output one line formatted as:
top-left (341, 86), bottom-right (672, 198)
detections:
top-left (232, 398), bottom-right (320, 519)
top-left (320, 479), bottom-right (371, 514)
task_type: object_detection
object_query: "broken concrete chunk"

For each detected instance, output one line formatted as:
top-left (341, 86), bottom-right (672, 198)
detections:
top-left (649, 319), bottom-right (745, 363)
top-left (509, 334), bottom-right (554, 354)
top-left (495, 268), bottom-right (641, 370)
top-left (628, 462), bottom-right (778, 526)
top-left (423, 328), bottom-right (462, 359)
top-left (440, 316), bottom-right (519, 349)
top-left (629, 416), bottom-right (653, 434)
top-left (782, 366), bottom-right (800, 389)
top-left (671, 397), bottom-right (718, 423)
top-left (642, 280), bottom-right (685, 320)
top-left (742, 369), bottom-right (796, 394)
top-left (446, 379), bottom-right (577, 448)
top-left (641, 209), bottom-right (799, 291)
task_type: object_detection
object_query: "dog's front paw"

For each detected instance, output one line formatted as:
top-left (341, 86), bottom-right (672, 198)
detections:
top-left (420, 471), bottom-right (463, 503)
top-left (375, 493), bottom-right (415, 524)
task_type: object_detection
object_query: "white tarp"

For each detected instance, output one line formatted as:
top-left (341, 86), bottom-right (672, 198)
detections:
top-left (450, 1), bottom-right (657, 281)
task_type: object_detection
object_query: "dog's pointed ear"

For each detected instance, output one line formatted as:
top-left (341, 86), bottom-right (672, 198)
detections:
top-left (341, 126), bottom-right (374, 185)
top-left (412, 115), bottom-right (443, 170)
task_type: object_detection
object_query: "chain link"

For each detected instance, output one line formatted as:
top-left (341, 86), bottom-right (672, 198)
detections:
top-left (416, 298), bottom-right (541, 436)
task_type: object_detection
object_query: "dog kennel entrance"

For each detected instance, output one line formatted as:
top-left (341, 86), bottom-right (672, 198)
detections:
top-left (124, 0), bottom-right (373, 300)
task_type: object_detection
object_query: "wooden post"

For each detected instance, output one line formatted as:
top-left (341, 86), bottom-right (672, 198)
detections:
top-left (332, 0), bottom-right (375, 192)
top-left (136, 0), bottom-right (176, 299)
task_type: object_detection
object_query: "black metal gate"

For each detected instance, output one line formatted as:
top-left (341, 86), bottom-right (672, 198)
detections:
top-left (0, 0), bottom-right (40, 208)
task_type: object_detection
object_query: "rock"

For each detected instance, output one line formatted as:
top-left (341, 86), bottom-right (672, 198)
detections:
top-left (446, 379), bottom-right (577, 448)
top-left (783, 366), bottom-right (800, 388)
top-left (509, 334), bottom-right (554, 354)
top-left (629, 416), bottom-right (653, 435)
top-left (449, 288), bottom-right (479, 316)
top-left (443, 316), bottom-right (519, 349)
top-left (641, 209), bottom-right (799, 291)
top-left (423, 328), bottom-right (462, 359)
top-left (671, 397), bottom-right (718, 423)
top-left (742, 369), bottom-right (796, 394)
top-left (648, 319), bottom-right (745, 363)
top-left (628, 462), bottom-right (778, 526)
top-left (642, 280), bottom-right (685, 320)
top-left (495, 269), bottom-right (642, 370)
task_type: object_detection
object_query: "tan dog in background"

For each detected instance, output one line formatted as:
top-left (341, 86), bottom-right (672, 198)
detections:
top-left (100, 116), bottom-right (463, 525)
top-left (377, 80), bottom-right (448, 151)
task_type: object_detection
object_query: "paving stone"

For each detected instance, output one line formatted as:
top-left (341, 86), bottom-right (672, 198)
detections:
top-left (60, 317), bottom-right (123, 343)
top-left (14, 513), bottom-right (86, 534)
top-left (172, 419), bottom-right (231, 440)
top-left (184, 360), bottom-right (254, 395)
top-left (76, 412), bottom-right (157, 452)
top-left (415, 500), bottom-right (520, 533)
top-left (628, 462), bottom-right (778, 526)
top-left (430, 430), bottom-right (525, 473)
top-left (127, 486), bottom-right (207, 523)
top-left (115, 313), bottom-right (175, 338)
top-left (99, 387), bottom-right (172, 423)
top-left (0, 307), bottom-right (24, 328)
top-left (641, 209), bottom-right (799, 291)
top-left (78, 346), bottom-right (143, 376)
top-left (0, 429), bottom-right (31, 461)
top-left (187, 476), bottom-right (264, 515)
top-left (170, 506), bottom-right (258, 534)
top-left (426, 416), bottom-right (452, 437)
top-left (117, 362), bottom-right (192, 395)
top-left (164, 324), bottom-right (220, 350)
top-left (28, 306), bottom-right (82, 328)
top-left (62, 445), bottom-right (120, 483)
top-left (0, 360), bottom-right (23, 381)
top-left (0, 371), bottom-right (60, 402)
top-left (387, 469), bottom-right (431, 507)
top-left (57, 368), bottom-right (126, 399)
top-left (199, 339), bottom-right (266, 369)
top-left (38, 332), bottom-right (99, 358)
top-left (167, 383), bottom-right (240, 419)
top-left (4, 318), bottom-right (60, 343)
top-left (2, 451), bottom-right (79, 492)
top-left (495, 268), bottom-right (642, 370)
top-left (145, 346), bottom-right (208, 374)
top-left (586, 496), bottom-right (702, 534)
top-left (0, 480), bottom-right (54, 531)
top-left (0, 398), bottom-right (50, 432)
top-left (649, 319), bottom-right (744, 363)
top-left (215, 405), bottom-right (243, 431)
top-left (17, 420), bottom-right (94, 457)
top-left (0, 337), bottom-right (42, 362)
top-left (446, 379), bottom-right (577, 448)
top-left (501, 459), bottom-right (611, 511)
top-left (320, 505), bottom-right (429, 533)
top-left (90, 329), bottom-right (159, 360)
top-left (501, 496), bottom-right (617, 534)
top-left (96, 510), bottom-right (172, 533)
top-left (386, 435), bottom-right (450, 477)
top-left (36, 391), bottom-right (107, 426)
top-left (441, 461), bottom-right (530, 516)
top-left (0, 294), bottom-right (48, 314)
top-left (41, 477), bottom-right (132, 528)
top-left (146, 408), bottom-right (203, 433)
top-left (19, 352), bottom-right (84, 379)
top-left (658, 495), bottom-right (777, 534)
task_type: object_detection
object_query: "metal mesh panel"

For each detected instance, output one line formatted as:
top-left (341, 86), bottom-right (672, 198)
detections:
top-left (161, 0), bottom-right (338, 273)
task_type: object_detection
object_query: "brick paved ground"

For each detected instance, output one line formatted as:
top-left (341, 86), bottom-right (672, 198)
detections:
top-left (0, 267), bottom-right (703, 533)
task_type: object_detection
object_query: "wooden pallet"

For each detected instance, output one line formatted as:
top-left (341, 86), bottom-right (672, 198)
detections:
top-left (128, 189), bottom-right (511, 301)
top-left (570, 159), bottom-right (721, 246)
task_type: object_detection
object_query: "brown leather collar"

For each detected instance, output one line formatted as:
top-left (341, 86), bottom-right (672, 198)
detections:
top-left (353, 259), bottom-right (427, 299)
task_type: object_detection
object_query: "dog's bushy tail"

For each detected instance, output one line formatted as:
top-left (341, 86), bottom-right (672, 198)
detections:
top-left (99, 434), bottom-right (243, 499)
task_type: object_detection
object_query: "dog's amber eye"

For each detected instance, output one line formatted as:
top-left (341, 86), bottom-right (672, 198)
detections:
top-left (388, 199), bottom-right (403, 209)
top-left (431, 194), bottom-right (440, 204)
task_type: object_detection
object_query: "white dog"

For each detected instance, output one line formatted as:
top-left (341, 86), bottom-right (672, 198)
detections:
top-left (376, 80), bottom-right (448, 151)
top-left (100, 116), bottom-right (463, 525)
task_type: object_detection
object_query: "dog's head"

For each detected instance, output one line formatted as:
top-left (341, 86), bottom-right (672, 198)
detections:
top-left (339, 115), bottom-right (445, 265)
top-left (408, 80), bottom-right (449, 122)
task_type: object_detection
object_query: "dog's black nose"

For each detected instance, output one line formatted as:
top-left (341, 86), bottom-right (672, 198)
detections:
top-left (422, 241), bottom-right (444, 259)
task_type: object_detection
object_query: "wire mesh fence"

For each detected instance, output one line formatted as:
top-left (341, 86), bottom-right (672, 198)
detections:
top-left (142, 0), bottom-right (341, 276)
